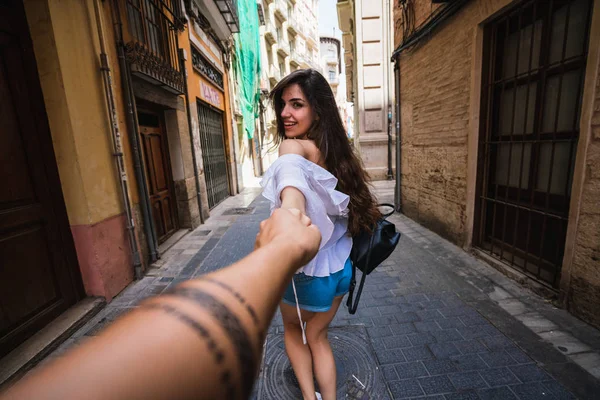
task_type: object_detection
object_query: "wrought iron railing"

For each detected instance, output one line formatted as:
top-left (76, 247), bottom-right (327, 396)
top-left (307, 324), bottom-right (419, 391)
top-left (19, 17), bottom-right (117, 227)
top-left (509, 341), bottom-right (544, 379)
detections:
top-left (124, 0), bottom-right (186, 94)
top-left (191, 46), bottom-right (224, 89)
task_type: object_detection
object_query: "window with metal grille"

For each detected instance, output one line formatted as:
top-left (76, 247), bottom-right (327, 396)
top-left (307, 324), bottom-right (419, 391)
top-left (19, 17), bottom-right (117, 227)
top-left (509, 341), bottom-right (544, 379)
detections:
top-left (197, 101), bottom-right (230, 209)
top-left (476, 0), bottom-right (593, 287)
top-left (124, 0), bottom-right (185, 93)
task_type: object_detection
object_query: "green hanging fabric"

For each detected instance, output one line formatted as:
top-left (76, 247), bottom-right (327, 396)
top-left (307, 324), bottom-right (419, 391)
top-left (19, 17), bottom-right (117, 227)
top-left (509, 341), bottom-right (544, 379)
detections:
top-left (234, 0), bottom-right (261, 139)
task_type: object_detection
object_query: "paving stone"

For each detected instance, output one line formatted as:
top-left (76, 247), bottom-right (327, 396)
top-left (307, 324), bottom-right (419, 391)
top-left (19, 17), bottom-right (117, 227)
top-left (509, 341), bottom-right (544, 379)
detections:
top-left (405, 294), bottom-right (429, 303)
top-left (477, 387), bottom-right (518, 400)
top-left (509, 364), bottom-right (551, 382)
top-left (451, 354), bottom-right (489, 371)
top-left (480, 351), bottom-right (519, 368)
top-left (355, 307), bottom-right (382, 318)
top-left (388, 379), bottom-right (425, 398)
top-left (371, 290), bottom-right (394, 299)
top-left (382, 365), bottom-right (399, 381)
top-left (428, 342), bottom-right (462, 359)
top-left (408, 332), bottom-right (438, 346)
top-left (418, 375), bottom-right (455, 395)
top-left (449, 372), bottom-right (488, 391)
top-left (390, 323), bottom-right (418, 335)
top-left (422, 359), bottom-right (460, 375)
top-left (375, 348), bottom-right (408, 365)
top-left (395, 312), bottom-right (421, 323)
top-left (431, 329), bottom-right (464, 342)
top-left (372, 315), bottom-right (400, 326)
top-left (367, 326), bottom-right (393, 338)
top-left (417, 310), bottom-right (444, 321)
top-left (420, 300), bottom-right (446, 310)
top-left (394, 361), bottom-right (429, 379)
top-left (379, 305), bottom-right (403, 315)
top-left (383, 335), bottom-right (413, 349)
top-left (509, 382), bottom-right (556, 399)
top-left (503, 347), bottom-right (532, 364)
top-left (459, 314), bottom-right (490, 327)
top-left (479, 367), bottom-right (520, 387)
top-left (479, 336), bottom-right (515, 350)
top-left (439, 306), bottom-right (476, 318)
top-left (415, 321), bottom-right (442, 333)
top-left (454, 340), bottom-right (489, 355)
top-left (445, 391), bottom-right (481, 400)
top-left (436, 317), bottom-right (466, 330)
top-left (403, 346), bottom-right (435, 362)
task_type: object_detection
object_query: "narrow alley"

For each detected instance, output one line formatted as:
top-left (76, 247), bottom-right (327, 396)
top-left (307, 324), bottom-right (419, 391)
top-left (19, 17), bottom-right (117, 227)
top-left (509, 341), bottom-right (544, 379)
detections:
top-left (32, 181), bottom-right (600, 400)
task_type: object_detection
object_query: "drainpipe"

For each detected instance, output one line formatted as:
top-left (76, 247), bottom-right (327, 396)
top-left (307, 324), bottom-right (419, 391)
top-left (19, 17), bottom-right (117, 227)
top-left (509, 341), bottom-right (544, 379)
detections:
top-left (387, 105), bottom-right (393, 180)
top-left (93, 0), bottom-right (142, 279)
top-left (394, 59), bottom-right (402, 212)
top-left (111, 0), bottom-right (159, 262)
top-left (179, 48), bottom-right (204, 224)
top-left (257, 95), bottom-right (266, 176)
top-left (386, 0), bottom-right (393, 181)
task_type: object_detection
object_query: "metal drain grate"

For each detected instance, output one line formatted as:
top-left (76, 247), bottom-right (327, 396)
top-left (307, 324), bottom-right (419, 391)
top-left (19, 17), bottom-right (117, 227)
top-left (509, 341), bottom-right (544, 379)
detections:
top-left (256, 326), bottom-right (391, 399)
top-left (222, 207), bottom-right (255, 215)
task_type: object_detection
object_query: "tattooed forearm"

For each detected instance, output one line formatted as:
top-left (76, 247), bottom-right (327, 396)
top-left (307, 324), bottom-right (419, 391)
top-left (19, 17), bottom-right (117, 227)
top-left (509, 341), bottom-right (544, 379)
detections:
top-left (168, 286), bottom-right (257, 398)
top-left (203, 278), bottom-right (260, 327)
top-left (140, 303), bottom-right (236, 399)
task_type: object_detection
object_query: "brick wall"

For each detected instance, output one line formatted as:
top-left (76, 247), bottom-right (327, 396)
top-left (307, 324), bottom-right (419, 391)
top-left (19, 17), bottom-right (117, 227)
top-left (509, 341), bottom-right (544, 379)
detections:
top-left (395, 0), bottom-right (479, 245)
top-left (568, 59), bottom-right (600, 328)
top-left (394, 0), bottom-right (600, 328)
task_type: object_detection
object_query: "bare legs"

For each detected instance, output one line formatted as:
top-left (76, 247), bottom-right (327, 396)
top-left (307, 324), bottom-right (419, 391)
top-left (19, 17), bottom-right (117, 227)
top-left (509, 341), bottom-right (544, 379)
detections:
top-left (280, 296), bottom-right (344, 400)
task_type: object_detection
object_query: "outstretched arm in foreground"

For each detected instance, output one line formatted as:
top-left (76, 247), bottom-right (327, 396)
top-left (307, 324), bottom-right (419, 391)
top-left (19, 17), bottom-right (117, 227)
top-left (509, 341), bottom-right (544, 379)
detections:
top-left (1, 208), bottom-right (320, 400)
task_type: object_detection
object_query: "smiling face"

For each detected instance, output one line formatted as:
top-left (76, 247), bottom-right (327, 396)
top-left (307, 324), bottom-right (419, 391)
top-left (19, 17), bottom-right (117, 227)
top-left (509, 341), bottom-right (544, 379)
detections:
top-left (280, 83), bottom-right (315, 139)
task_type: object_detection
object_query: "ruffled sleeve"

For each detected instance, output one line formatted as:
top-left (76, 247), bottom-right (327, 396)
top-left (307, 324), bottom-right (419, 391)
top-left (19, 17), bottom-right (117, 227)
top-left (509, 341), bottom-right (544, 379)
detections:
top-left (260, 154), bottom-right (350, 275)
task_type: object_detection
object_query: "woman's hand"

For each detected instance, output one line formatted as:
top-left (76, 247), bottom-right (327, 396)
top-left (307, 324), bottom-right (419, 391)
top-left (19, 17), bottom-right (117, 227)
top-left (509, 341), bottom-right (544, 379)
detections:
top-left (255, 208), bottom-right (321, 267)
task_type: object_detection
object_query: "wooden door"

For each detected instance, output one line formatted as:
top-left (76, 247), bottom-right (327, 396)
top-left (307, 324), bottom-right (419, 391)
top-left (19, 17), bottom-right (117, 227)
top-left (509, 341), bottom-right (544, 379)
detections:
top-left (138, 111), bottom-right (178, 243)
top-left (0, 0), bottom-right (83, 358)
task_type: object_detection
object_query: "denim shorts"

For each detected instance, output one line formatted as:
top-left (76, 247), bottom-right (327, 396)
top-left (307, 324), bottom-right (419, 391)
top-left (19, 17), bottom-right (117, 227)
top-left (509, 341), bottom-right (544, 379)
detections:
top-left (282, 257), bottom-right (353, 312)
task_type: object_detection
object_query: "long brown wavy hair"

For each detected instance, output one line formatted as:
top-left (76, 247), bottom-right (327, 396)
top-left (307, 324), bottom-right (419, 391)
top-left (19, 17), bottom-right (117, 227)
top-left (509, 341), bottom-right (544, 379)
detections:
top-left (270, 69), bottom-right (381, 235)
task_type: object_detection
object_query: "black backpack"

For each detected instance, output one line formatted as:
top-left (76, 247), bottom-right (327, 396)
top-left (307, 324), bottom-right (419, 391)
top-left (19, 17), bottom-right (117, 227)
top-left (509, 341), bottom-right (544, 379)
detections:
top-left (347, 204), bottom-right (401, 314)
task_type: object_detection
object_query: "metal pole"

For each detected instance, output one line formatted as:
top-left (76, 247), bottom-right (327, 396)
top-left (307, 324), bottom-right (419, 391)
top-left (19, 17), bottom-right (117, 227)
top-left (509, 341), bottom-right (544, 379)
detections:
top-left (93, 0), bottom-right (142, 279)
top-left (111, 0), bottom-right (159, 261)
top-left (394, 60), bottom-right (402, 212)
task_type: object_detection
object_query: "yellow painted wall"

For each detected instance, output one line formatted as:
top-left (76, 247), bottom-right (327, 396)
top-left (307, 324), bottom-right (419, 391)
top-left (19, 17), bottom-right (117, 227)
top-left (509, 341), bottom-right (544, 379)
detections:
top-left (23, 0), bottom-right (124, 226)
top-left (185, 26), bottom-right (226, 111)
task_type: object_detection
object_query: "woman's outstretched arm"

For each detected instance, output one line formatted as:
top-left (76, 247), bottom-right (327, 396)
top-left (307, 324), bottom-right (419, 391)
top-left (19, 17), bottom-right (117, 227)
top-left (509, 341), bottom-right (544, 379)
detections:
top-left (1, 208), bottom-right (320, 400)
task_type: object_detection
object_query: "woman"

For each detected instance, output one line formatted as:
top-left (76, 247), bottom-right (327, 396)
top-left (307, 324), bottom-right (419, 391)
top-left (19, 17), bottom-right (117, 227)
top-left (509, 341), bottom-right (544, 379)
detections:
top-left (261, 69), bottom-right (381, 400)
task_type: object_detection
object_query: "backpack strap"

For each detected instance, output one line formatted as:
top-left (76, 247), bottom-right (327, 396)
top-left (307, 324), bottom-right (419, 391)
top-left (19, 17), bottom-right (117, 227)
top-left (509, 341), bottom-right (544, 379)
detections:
top-left (346, 229), bottom-right (376, 314)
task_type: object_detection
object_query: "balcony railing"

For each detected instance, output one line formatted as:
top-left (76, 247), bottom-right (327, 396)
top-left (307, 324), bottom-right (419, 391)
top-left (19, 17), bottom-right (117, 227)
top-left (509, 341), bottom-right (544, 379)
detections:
top-left (287, 15), bottom-right (300, 35)
top-left (289, 48), bottom-right (301, 66)
top-left (265, 20), bottom-right (277, 44)
top-left (268, 64), bottom-right (281, 82)
top-left (277, 42), bottom-right (290, 57)
top-left (124, 0), bottom-right (185, 94)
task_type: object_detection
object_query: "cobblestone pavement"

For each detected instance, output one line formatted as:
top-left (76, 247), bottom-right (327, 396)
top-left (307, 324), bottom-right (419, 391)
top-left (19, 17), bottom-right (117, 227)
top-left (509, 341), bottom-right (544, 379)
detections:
top-left (45, 181), bottom-right (600, 399)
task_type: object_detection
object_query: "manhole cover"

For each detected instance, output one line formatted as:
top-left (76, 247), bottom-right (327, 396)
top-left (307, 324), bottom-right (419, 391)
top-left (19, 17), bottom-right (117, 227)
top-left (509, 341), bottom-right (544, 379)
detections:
top-left (257, 326), bottom-right (390, 399)
top-left (222, 207), bottom-right (255, 215)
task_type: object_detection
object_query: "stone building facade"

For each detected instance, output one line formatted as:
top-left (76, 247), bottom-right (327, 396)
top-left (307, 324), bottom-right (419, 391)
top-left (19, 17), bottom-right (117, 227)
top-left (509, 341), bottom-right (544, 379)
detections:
top-left (338, 0), bottom-right (395, 179)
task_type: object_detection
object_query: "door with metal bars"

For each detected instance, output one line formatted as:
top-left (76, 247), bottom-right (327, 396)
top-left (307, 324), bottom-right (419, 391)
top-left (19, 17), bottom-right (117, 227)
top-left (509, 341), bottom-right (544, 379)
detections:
top-left (476, 0), bottom-right (593, 287)
top-left (197, 101), bottom-right (230, 209)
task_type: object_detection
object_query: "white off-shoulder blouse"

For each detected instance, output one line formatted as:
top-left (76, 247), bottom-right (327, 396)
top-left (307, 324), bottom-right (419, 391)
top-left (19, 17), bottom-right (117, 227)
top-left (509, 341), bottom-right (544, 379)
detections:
top-left (260, 154), bottom-right (352, 277)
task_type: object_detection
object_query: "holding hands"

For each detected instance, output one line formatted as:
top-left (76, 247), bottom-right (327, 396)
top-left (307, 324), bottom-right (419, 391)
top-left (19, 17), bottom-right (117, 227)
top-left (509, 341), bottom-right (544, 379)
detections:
top-left (255, 208), bottom-right (321, 267)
